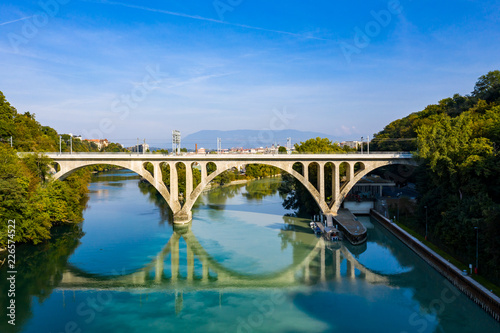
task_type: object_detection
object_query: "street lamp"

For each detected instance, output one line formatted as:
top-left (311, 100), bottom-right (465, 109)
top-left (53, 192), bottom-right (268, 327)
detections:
top-left (424, 205), bottom-right (428, 240)
top-left (474, 227), bottom-right (479, 274)
top-left (396, 192), bottom-right (402, 222)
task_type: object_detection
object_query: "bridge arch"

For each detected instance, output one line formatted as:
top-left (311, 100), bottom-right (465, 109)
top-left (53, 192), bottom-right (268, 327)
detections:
top-left (44, 153), bottom-right (417, 223)
top-left (52, 160), bottom-right (178, 212)
top-left (182, 159), bottom-right (417, 220)
top-left (329, 159), bottom-right (417, 213)
top-left (179, 160), bottom-right (330, 219)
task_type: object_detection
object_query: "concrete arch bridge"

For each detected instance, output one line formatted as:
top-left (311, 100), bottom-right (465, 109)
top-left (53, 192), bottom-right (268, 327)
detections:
top-left (44, 152), bottom-right (416, 223)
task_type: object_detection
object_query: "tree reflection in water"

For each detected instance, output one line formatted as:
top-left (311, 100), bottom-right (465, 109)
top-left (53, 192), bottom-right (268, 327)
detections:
top-left (0, 225), bottom-right (84, 333)
top-left (136, 176), bottom-right (286, 224)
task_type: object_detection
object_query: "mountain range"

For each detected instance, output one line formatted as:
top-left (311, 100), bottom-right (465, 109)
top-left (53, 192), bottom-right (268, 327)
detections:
top-left (176, 129), bottom-right (342, 150)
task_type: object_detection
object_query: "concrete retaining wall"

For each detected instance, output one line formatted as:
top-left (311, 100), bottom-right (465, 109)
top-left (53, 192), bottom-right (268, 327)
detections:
top-left (370, 209), bottom-right (500, 322)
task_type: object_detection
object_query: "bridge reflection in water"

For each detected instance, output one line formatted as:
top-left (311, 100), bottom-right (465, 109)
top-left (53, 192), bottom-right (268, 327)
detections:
top-left (58, 222), bottom-right (398, 313)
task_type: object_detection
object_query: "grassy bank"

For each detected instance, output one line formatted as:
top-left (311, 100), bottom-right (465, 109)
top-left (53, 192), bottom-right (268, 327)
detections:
top-left (395, 220), bottom-right (500, 297)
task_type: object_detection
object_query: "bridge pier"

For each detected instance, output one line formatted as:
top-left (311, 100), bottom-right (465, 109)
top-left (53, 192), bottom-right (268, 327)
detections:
top-left (320, 240), bottom-right (326, 282)
top-left (173, 210), bottom-right (192, 224)
top-left (155, 253), bottom-right (164, 283)
top-left (333, 250), bottom-right (341, 279)
top-left (171, 234), bottom-right (180, 281)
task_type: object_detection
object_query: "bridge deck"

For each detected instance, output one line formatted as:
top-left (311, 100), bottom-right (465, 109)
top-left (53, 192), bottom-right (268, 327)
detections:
top-left (36, 152), bottom-right (414, 162)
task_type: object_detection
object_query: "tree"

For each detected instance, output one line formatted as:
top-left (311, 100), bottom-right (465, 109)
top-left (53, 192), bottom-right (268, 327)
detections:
top-left (406, 71), bottom-right (500, 283)
top-left (294, 137), bottom-right (343, 154)
top-left (278, 146), bottom-right (287, 154)
top-left (473, 70), bottom-right (500, 103)
top-left (0, 92), bottom-right (93, 247)
top-left (103, 142), bottom-right (127, 152)
top-left (154, 148), bottom-right (169, 154)
top-left (0, 91), bottom-right (17, 139)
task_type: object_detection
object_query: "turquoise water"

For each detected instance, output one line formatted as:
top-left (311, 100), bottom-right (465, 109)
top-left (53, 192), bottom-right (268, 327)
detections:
top-left (1, 170), bottom-right (499, 332)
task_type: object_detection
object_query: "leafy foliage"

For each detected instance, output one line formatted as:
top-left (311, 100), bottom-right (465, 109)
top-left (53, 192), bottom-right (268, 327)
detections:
top-left (0, 92), bottom-right (103, 246)
top-left (0, 145), bottom-right (90, 246)
top-left (473, 70), bottom-right (500, 103)
top-left (373, 70), bottom-right (500, 283)
top-left (294, 137), bottom-right (344, 154)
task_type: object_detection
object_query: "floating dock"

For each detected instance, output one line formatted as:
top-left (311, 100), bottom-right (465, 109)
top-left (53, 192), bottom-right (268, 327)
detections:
top-left (327, 209), bottom-right (367, 245)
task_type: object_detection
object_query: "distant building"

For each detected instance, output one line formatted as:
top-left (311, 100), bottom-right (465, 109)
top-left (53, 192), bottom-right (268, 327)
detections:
top-left (130, 143), bottom-right (150, 153)
top-left (348, 175), bottom-right (396, 198)
top-left (84, 139), bottom-right (109, 150)
top-left (197, 147), bottom-right (206, 154)
top-left (340, 141), bottom-right (361, 149)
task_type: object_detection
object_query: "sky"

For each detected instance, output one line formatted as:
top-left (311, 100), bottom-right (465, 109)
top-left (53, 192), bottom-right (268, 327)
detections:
top-left (1, 0), bottom-right (499, 147)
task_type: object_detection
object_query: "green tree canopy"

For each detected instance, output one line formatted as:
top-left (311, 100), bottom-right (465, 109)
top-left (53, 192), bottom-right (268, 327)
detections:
top-left (380, 70), bottom-right (500, 283)
top-left (294, 137), bottom-right (343, 154)
top-left (473, 70), bottom-right (500, 103)
top-left (372, 70), bottom-right (500, 152)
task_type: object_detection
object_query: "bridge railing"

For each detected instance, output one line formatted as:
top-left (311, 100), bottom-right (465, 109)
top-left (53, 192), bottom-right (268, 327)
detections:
top-left (34, 151), bottom-right (414, 156)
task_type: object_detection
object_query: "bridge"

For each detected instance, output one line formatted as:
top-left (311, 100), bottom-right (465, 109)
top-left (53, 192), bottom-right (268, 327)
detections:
top-left (43, 152), bottom-right (416, 223)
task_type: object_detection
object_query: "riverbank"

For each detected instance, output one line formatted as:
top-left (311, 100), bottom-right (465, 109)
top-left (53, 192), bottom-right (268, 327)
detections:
top-left (89, 165), bottom-right (125, 174)
top-left (370, 209), bottom-right (500, 322)
top-left (203, 174), bottom-right (282, 191)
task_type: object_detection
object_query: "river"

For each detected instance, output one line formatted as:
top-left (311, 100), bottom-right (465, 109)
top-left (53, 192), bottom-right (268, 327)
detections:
top-left (1, 169), bottom-right (499, 332)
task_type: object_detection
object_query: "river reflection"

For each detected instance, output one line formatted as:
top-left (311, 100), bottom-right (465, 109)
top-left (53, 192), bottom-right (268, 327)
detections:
top-left (1, 170), bottom-right (499, 333)
top-left (58, 224), bottom-right (390, 292)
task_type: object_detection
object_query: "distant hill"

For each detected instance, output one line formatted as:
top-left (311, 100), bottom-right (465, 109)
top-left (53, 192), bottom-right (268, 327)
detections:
top-left (180, 129), bottom-right (340, 150)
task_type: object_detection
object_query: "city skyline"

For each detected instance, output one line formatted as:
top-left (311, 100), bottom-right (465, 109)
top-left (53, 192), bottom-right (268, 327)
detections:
top-left (1, 0), bottom-right (499, 146)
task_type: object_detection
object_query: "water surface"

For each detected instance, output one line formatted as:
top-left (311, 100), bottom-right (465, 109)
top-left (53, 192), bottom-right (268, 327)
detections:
top-left (1, 170), bottom-right (499, 333)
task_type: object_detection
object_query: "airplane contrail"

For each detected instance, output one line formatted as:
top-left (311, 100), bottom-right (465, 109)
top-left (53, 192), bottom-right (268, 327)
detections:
top-left (0, 16), bottom-right (34, 26)
top-left (96, 0), bottom-right (336, 42)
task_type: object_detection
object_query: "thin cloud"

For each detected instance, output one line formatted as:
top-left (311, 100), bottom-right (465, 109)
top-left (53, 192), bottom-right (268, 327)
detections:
top-left (161, 72), bottom-right (236, 91)
top-left (0, 16), bottom-right (34, 26)
top-left (95, 0), bottom-right (336, 42)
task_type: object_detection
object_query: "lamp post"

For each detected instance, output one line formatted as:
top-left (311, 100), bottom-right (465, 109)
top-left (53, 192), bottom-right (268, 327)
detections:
top-left (360, 137), bottom-right (363, 154)
top-left (59, 135), bottom-right (62, 154)
top-left (424, 205), bottom-right (428, 240)
top-left (474, 227), bottom-right (479, 274)
top-left (396, 192), bottom-right (402, 222)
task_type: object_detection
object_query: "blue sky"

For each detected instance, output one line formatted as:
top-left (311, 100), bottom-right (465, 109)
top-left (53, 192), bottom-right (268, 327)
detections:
top-left (1, 0), bottom-right (499, 147)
